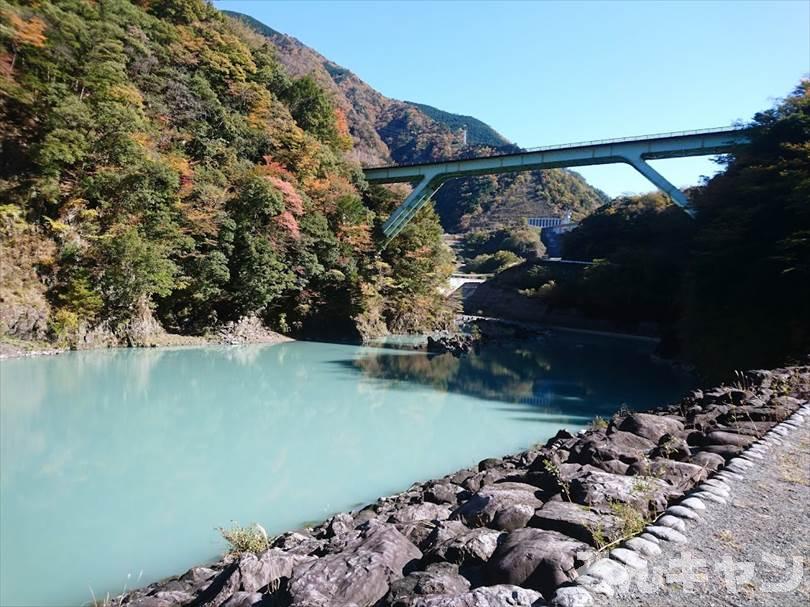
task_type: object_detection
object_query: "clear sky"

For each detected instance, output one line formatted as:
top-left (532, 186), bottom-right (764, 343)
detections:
top-left (215, 0), bottom-right (809, 197)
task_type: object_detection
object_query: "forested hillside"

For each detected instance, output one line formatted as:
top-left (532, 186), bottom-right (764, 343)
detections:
top-left (0, 0), bottom-right (455, 348)
top-left (225, 10), bottom-right (607, 232)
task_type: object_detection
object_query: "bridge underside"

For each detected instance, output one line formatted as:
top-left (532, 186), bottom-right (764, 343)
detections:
top-left (364, 128), bottom-right (748, 242)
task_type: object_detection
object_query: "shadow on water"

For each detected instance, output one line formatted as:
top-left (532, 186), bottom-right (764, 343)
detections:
top-left (333, 332), bottom-right (695, 420)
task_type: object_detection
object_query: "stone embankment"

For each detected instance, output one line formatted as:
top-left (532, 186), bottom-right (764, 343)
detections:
top-left (116, 366), bottom-right (809, 607)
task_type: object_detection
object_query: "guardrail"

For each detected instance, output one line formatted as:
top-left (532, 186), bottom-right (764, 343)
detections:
top-left (365, 126), bottom-right (747, 170)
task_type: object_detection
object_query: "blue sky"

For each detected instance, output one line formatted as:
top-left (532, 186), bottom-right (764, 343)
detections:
top-left (215, 0), bottom-right (809, 197)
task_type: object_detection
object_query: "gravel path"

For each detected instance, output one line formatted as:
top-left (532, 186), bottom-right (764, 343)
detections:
top-left (595, 415), bottom-right (810, 606)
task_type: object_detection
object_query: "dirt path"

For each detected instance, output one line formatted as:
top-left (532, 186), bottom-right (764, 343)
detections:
top-left (596, 416), bottom-right (810, 606)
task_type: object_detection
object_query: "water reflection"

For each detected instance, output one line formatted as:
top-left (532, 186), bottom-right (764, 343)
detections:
top-left (342, 333), bottom-right (692, 418)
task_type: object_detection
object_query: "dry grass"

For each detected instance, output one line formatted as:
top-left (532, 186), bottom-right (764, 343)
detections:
top-left (714, 528), bottom-right (741, 550)
top-left (219, 522), bottom-right (270, 555)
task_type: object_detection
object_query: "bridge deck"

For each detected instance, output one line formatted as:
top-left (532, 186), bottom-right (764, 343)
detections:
top-left (363, 126), bottom-right (750, 241)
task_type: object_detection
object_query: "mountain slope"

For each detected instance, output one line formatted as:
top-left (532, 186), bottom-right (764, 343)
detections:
top-left (0, 0), bottom-right (455, 346)
top-left (225, 11), bottom-right (607, 232)
top-left (404, 101), bottom-right (511, 147)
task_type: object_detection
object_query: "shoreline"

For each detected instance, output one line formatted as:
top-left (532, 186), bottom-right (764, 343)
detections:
top-left (0, 321), bottom-right (293, 361)
top-left (110, 365), bottom-right (809, 607)
top-left (0, 313), bottom-right (660, 362)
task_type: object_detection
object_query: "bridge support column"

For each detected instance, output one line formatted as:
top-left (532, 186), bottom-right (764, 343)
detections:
top-left (382, 174), bottom-right (444, 243)
top-left (624, 154), bottom-right (694, 216)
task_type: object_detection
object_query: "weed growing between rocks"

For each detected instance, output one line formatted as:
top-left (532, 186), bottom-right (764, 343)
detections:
top-left (590, 416), bottom-right (609, 430)
top-left (542, 457), bottom-right (572, 501)
top-left (590, 499), bottom-right (651, 552)
top-left (219, 523), bottom-right (270, 555)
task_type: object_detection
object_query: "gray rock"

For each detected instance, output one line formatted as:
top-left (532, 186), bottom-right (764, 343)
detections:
top-left (644, 525), bottom-right (687, 543)
top-left (488, 528), bottom-right (595, 598)
top-left (582, 557), bottom-right (630, 586)
top-left (451, 482), bottom-right (543, 528)
top-left (384, 562), bottom-right (470, 606)
top-left (221, 592), bottom-right (264, 607)
top-left (425, 482), bottom-right (464, 505)
top-left (574, 574), bottom-right (615, 597)
top-left (702, 444), bottom-right (743, 459)
top-left (700, 479), bottom-right (730, 495)
top-left (623, 536), bottom-right (662, 557)
top-left (618, 413), bottom-right (685, 443)
top-left (689, 451), bottom-right (726, 471)
top-left (679, 497), bottom-right (706, 511)
top-left (271, 531), bottom-right (324, 555)
top-left (610, 547), bottom-right (647, 570)
top-left (409, 584), bottom-right (544, 606)
top-left (666, 505), bottom-right (700, 520)
top-left (389, 503), bottom-right (453, 524)
top-left (571, 431), bottom-right (655, 466)
top-left (627, 458), bottom-right (708, 492)
top-left (706, 431), bottom-right (757, 448)
top-left (492, 502), bottom-right (536, 531)
top-left (287, 521), bottom-right (421, 607)
top-left (530, 500), bottom-right (621, 546)
top-left (462, 468), bottom-right (509, 492)
top-left (570, 470), bottom-right (672, 513)
top-left (429, 527), bottom-right (504, 565)
top-left (655, 514), bottom-right (686, 532)
top-left (422, 520), bottom-right (469, 552)
top-left (239, 549), bottom-right (314, 593)
top-left (396, 520), bottom-right (443, 550)
top-left (638, 532), bottom-right (660, 544)
top-left (699, 490), bottom-right (728, 504)
top-left (551, 585), bottom-right (594, 607)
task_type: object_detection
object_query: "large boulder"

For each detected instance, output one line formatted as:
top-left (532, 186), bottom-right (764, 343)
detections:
top-left (389, 503), bottom-right (453, 524)
top-left (421, 520), bottom-right (470, 552)
top-left (451, 483), bottom-right (543, 529)
top-left (569, 470), bottom-right (672, 514)
top-left (238, 550), bottom-right (315, 593)
top-left (529, 500), bottom-right (622, 547)
top-left (689, 450), bottom-right (726, 471)
top-left (627, 458), bottom-right (708, 492)
top-left (384, 562), bottom-right (471, 606)
top-left (424, 482), bottom-right (465, 505)
top-left (618, 413), bottom-right (685, 443)
top-left (487, 528), bottom-right (595, 598)
top-left (569, 431), bottom-right (655, 466)
top-left (705, 431), bottom-right (757, 448)
top-left (427, 527), bottom-right (505, 566)
top-left (287, 521), bottom-right (421, 607)
top-left (409, 585), bottom-right (544, 607)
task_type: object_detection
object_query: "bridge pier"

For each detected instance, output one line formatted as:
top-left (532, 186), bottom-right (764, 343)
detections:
top-left (623, 154), bottom-right (693, 215)
top-left (381, 174), bottom-right (445, 241)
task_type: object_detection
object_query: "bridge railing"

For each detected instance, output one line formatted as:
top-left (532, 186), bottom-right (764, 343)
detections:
top-left (366, 125), bottom-right (747, 170)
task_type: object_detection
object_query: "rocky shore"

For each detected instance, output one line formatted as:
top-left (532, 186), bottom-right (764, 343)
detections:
top-left (114, 366), bottom-right (809, 607)
top-left (0, 315), bottom-right (291, 360)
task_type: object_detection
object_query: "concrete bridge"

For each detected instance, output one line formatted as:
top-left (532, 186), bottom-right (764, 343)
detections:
top-left (442, 273), bottom-right (490, 297)
top-left (363, 127), bottom-right (750, 241)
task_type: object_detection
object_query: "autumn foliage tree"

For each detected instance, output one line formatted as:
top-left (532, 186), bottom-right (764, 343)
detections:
top-left (0, 0), bottom-right (454, 345)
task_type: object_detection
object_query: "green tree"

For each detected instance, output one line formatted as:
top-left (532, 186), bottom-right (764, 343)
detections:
top-left (682, 82), bottom-right (810, 376)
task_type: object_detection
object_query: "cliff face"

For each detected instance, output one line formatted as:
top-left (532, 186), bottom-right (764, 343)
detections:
top-left (225, 11), bottom-right (608, 232)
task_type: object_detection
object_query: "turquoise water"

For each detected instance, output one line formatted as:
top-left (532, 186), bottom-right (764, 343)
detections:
top-left (0, 336), bottom-right (692, 606)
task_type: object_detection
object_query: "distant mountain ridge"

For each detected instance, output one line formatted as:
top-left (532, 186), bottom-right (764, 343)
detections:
top-left (404, 101), bottom-right (512, 148)
top-left (225, 10), bottom-right (607, 232)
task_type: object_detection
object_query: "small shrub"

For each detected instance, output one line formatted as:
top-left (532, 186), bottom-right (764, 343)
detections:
top-left (590, 416), bottom-right (608, 430)
top-left (219, 522), bottom-right (270, 555)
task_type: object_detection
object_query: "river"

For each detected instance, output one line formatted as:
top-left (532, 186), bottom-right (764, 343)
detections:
top-left (0, 333), bottom-right (692, 606)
